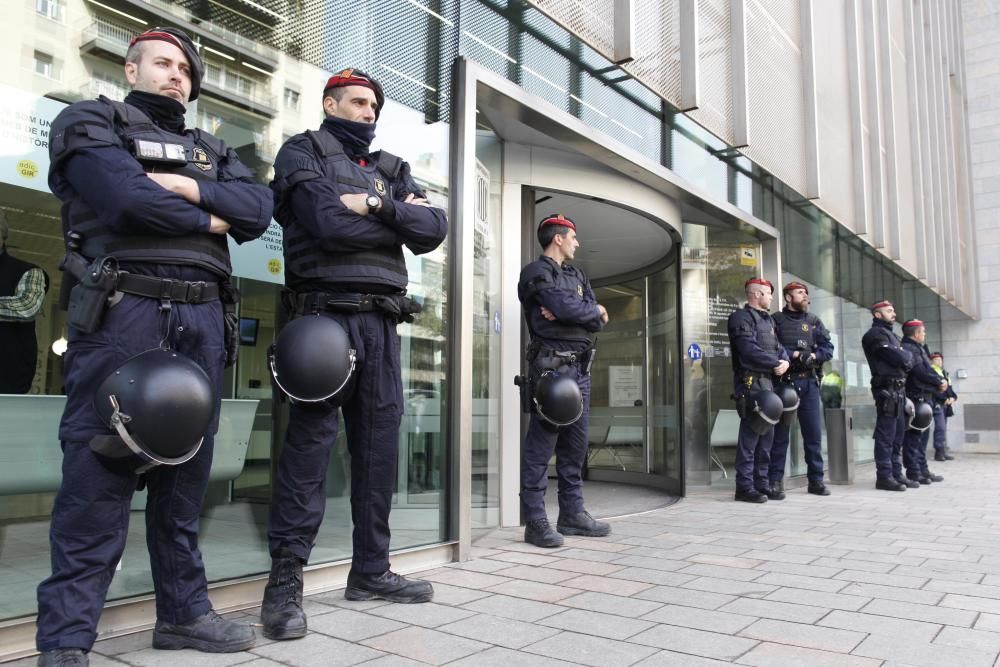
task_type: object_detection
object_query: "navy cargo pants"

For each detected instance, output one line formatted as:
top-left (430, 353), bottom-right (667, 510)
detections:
top-left (770, 377), bottom-right (825, 484)
top-left (268, 310), bottom-right (402, 575)
top-left (36, 294), bottom-right (224, 652)
top-left (520, 365), bottom-right (590, 522)
top-left (932, 404), bottom-right (948, 453)
top-left (873, 390), bottom-right (906, 481)
top-left (735, 418), bottom-right (774, 492)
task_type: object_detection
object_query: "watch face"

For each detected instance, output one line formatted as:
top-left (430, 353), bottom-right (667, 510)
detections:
top-left (367, 195), bottom-right (380, 208)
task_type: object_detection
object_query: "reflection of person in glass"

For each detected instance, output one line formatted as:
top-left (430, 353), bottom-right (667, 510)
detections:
top-left (517, 214), bottom-right (610, 548)
top-left (727, 278), bottom-right (790, 503)
top-left (820, 365), bottom-right (843, 409)
top-left (36, 28), bottom-right (272, 665)
top-left (861, 301), bottom-right (914, 492)
top-left (769, 282), bottom-right (834, 497)
top-left (263, 69), bottom-right (447, 639)
top-left (0, 211), bottom-right (48, 394)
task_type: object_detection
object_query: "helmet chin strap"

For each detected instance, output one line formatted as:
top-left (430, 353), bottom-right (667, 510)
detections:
top-left (106, 394), bottom-right (204, 473)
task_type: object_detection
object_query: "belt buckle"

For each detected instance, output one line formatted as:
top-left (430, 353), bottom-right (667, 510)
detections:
top-left (188, 281), bottom-right (206, 302)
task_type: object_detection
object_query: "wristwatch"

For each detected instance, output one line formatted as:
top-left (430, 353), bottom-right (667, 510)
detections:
top-left (366, 194), bottom-right (382, 214)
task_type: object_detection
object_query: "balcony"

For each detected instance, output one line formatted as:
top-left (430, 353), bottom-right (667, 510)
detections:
top-left (79, 20), bottom-right (130, 62)
top-left (79, 79), bottom-right (129, 102)
top-left (201, 77), bottom-right (278, 119)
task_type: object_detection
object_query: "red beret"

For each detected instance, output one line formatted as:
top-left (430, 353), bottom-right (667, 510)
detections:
top-left (902, 319), bottom-right (924, 328)
top-left (539, 213), bottom-right (576, 232)
top-left (930, 352), bottom-right (943, 359)
top-left (745, 277), bottom-right (773, 292)
top-left (323, 68), bottom-right (385, 119)
top-left (783, 281), bottom-right (809, 294)
top-left (870, 300), bottom-right (893, 312)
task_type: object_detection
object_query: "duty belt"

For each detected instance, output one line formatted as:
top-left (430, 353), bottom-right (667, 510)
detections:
top-left (294, 290), bottom-right (421, 321)
top-left (872, 376), bottom-right (906, 389)
top-left (789, 370), bottom-right (816, 380)
top-left (117, 273), bottom-right (220, 303)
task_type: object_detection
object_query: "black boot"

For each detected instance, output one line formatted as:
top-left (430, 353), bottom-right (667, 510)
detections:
top-left (37, 649), bottom-right (88, 667)
top-left (735, 488), bottom-right (768, 503)
top-left (922, 469), bottom-right (943, 482)
top-left (152, 610), bottom-right (255, 652)
top-left (934, 450), bottom-right (954, 461)
top-left (557, 511), bottom-right (611, 537)
top-left (807, 481), bottom-right (831, 496)
top-left (897, 476), bottom-right (920, 488)
top-left (876, 478), bottom-right (906, 491)
top-left (525, 518), bottom-right (564, 547)
top-left (261, 549), bottom-right (307, 640)
top-left (762, 480), bottom-right (786, 500)
top-left (344, 569), bottom-right (434, 603)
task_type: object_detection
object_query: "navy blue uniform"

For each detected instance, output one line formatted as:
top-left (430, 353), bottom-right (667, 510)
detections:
top-left (37, 96), bottom-right (271, 652)
top-left (727, 305), bottom-right (789, 492)
top-left (861, 319), bottom-right (913, 481)
top-left (902, 337), bottom-right (941, 479)
top-left (769, 309), bottom-right (833, 484)
top-left (267, 121), bottom-right (447, 574)
top-left (518, 256), bottom-right (603, 521)
top-left (931, 367), bottom-right (956, 453)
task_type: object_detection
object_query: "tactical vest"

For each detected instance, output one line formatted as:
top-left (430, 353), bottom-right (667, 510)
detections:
top-left (773, 309), bottom-right (819, 372)
top-left (903, 338), bottom-right (939, 396)
top-left (521, 259), bottom-right (595, 349)
top-left (0, 251), bottom-right (47, 393)
top-left (735, 306), bottom-right (782, 374)
top-left (61, 96), bottom-right (231, 277)
top-left (280, 129), bottom-right (408, 290)
top-left (862, 322), bottom-right (907, 379)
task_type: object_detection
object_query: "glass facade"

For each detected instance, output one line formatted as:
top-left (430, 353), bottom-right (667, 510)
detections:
top-left (0, 0), bottom-right (955, 641)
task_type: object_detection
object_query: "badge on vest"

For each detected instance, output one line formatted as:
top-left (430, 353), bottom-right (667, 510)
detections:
top-left (801, 323), bottom-right (809, 332)
top-left (577, 285), bottom-right (583, 297)
top-left (191, 147), bottom-right (213, 172)
top-left (133, 139), bottom-right (187, 165)
top-left (374, 177), bottom-right (387, 196)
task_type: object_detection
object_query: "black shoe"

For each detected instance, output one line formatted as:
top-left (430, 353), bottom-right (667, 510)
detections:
top-left (261, 549), bottom-right (307, 640)
top-left (344, 569), bottom-right (434, 603)
top-left (922, 470), bottom-right (943, 482)
top-left (735, 488), bottom-right (768, 503)
top-left (525, 518), bottom-right (564, 547)
top-left (37, 649), bottom-right (88, 667)
top-left (934, 450), bottom-right (954, 461)
top-left (898, 477), bottom-right (920, 488)
top-left (807, 481), bottom-right (831, 496)
top-left (876, 478), bottom-right (906, 491)
top-left (557, 511), bottom-right (611, 537)
top-left (153, 610), bottom-right (255, 653)
top-left (762, 481), bottom-right (786, 500)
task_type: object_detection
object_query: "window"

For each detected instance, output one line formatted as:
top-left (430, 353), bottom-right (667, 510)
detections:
top-left (33, 51), bottom-right (55, 79)
top-left (284, 87), bottom-right (300, 110)
top-left (35, 0), bottom-right (64, 22)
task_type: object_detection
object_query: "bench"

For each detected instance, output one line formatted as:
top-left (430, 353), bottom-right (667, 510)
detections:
top-left (0, 394), bottom-right (259, 496)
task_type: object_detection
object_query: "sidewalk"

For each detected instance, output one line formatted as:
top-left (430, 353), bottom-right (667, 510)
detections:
top-left (11, 455), bottom-right (1000, 666)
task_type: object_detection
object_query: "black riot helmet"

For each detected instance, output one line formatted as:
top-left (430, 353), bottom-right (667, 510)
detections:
top-left (908, 400), bottom-right (934, 432)
top-left (533, 370), bottom-right (584, 428)
top-left (90, 348), bottom-right (215, 473)
top-left (748, 390), bottom-right (784, 435)
top-left (776, 384), bottom-right (800, 428)
top-left (905, 397), bottom-right (916, 419)
top-left (269, 314), bottom-right (356, 402)
top-left (128, 28), bottom-right (205, 101)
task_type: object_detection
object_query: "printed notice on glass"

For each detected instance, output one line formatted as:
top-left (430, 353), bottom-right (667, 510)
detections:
top-left (0, 84), bottom-right (65, 193)
top-left (609, 366), bottom-right (643, 407)
top-left (228, 220), bottom-right (284, 284)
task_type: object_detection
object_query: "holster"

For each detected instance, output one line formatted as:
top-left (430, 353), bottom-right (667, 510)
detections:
top-left (514, 374), bottom-right (532, 413)
top-left (220, 280), bottom-right (241, 368)
top-left (61, 252), bottom-right (119, 334)
top-left (875, 389), bottom-right (900, 416)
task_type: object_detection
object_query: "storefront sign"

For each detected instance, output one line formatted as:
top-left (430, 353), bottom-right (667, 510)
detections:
top-left (228, 220), bottom-right (284, 284)
top-left (0, 84), bottom-right (63, 193)
top-left (739, 245), bottom-right (757, 267)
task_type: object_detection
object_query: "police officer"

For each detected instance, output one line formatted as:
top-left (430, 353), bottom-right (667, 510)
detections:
top-left (901, 320), bottom-right (947, 484)
top-left (37, 28), bottom-right (272, 666)
top-left (728, 278), bottom-right (790, 503)
top-left (929, 352), bottom-right (957, 461)
top-left (517, 213), bottom-right (610, 548)
top-left (262, 69), bottom-right (447, 639)
top-left (769, 282), bottom-right (833, 497)
top-left (861, 301), bottom-right (914, 491)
